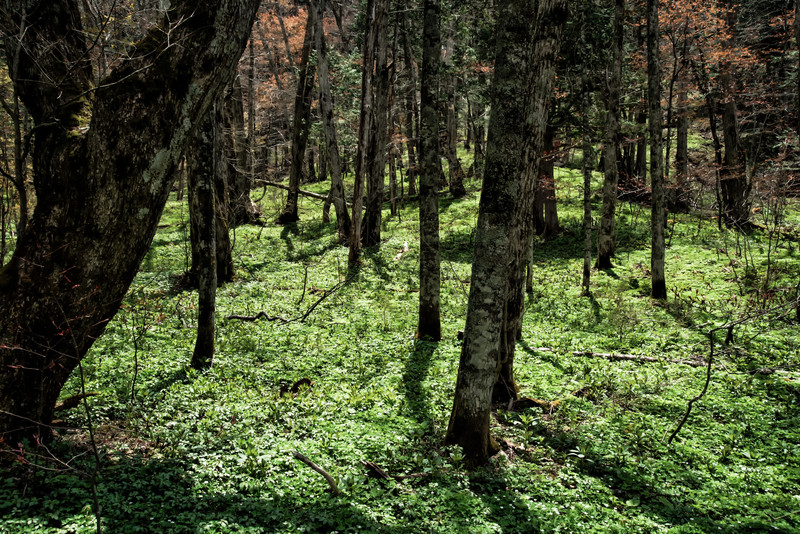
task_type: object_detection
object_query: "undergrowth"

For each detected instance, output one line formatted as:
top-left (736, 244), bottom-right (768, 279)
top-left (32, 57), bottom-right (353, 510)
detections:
top-left (2, 167), bottom-right (799, 533)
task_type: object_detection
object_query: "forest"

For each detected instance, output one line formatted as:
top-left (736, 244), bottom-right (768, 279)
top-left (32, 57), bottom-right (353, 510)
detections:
top-left (1, 0), bottom-right (799, 532)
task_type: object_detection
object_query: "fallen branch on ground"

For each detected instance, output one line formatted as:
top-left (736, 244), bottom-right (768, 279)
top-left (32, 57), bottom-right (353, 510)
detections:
top-left (226, 275), bottom-right (354, 324)
top-left (258, 180), bottom-right (352, 207)
top-left (527, 346), bottom-right (708, 368)
top-left (293, 451), bottom-right (340, 495)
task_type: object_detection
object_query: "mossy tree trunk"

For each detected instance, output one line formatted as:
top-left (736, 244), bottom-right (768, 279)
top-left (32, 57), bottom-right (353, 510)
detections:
top-left (446, 0), bottom-right (567, 465)
top-left (417, 0), bottom-right (442, 342)
top-left (0, 0), bottom-right (259, 446)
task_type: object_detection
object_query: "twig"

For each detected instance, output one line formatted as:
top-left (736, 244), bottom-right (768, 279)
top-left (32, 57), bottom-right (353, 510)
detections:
top-left (570, 350), bottom-right (708, 368)
top-left (667, 299), bottom-right (799, 444)
top-left (293, 451), bottom-right (340, 495)
top-left (226, 274), bottom-right (355, 324)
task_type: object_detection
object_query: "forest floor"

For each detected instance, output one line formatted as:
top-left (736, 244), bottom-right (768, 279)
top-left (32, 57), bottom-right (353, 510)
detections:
top-left (2, 164), bottom-right (800, 533)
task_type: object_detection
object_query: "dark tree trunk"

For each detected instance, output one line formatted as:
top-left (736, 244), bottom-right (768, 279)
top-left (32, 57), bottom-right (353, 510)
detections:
top-left (223, 75), bottom-right (261, 225)
top-left (349, 0), bottom-right (379, 267)
top-left (443, 24), bottom-right (466, 198)
top-left (188, 103), bottom-right (234, 285)
top-left (446, 0), bottom-right (567, 465)
top-left (189, 106), bottom-right (218, 371)
top-left (400, 5), bottom-right (419, 196)
top-left (0, 0), bottom-right (259, 446)
top-left (720, 74), bottom-right (750, 228)
top-left (648, 0), bottom-right (667, 299)
top-left (311, 0), bottom-right (350, 242)
top-left (596, 0), bottom-right (624, 269)
top-left (533, 125), bottom-right (559, 237)
top-left (581, 74), bottom-right (594, 296)
top-left (675, 88), bottom-right (689, 186)
top-left (362, 0), bottom-right (390, 249)
top-left (277, 9), bottom-right (316, 225)
top-left (417, 0), bottom-right (442, 342)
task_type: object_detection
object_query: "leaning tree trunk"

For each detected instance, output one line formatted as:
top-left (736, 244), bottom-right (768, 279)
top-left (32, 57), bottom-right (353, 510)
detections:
top-left (277, 9), bottom-right (316, 225)
top-left (596, 0), bottom-right (624, 269)
top-left (311, 0), bottom-right (351, 242)
top-left (647, 0), bottom-right (667, 300)
top-left (0, 0), bottom-right (260, 446)
top-left (417, 0), bottom-right (442, 341)
top-left (446, 0), bottom-right (567, 465)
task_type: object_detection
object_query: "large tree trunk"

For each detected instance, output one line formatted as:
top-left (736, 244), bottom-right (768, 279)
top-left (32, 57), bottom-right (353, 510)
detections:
top-left (362, 0), bottom-right (390, 248)
top-left (0, 0), bottom-right (259, 446)
top-left (417, 0), bottom-right (442, 341)
top-left (311, 0), bottom-right (351, 243)
top-left (277, 9), bottom-right (316, 225)
top-left (446, 0), bottom-right (567, 465)
top-left (596, 0), bottom-right (624, 269)
top-left (648, 0), bottom-right (667, 299)
top-left (493, 0), bottom-right (567, 405)
top-left (400, 7), bottom-right (419, 196)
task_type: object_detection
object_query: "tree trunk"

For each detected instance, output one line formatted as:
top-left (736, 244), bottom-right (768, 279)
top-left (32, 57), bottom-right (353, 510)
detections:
top-left (443, 24), bottom-right (466, 198)
top-left (446, 0), bottom-right (567, 465)
top-left (493, 0), bottom-right (567, 405)
top-left (0, 0), bottom-right (259, 446)
top-left (596, 0), bottom-right (624, 269)
top-left (349, 0), bottom-right (379, 268)
top-left (534, 125), bottom-right (559, 237)
top-left (581, 74), bottom-right (594, 296)
top-left (311, 0), bottom-right (351, 242)
top-left (720, 73), bottom-right (750, 228)
top-left (188, 103), bottom-right (234, 285)
top-left (277, 9), bottom-right (316, 225)
top-left (417, 0), bottom-right (442, 342)
top-left (648, 0), bottom-right (667, 299)
top-left (400, 5), bottom-right (419, 196)
top-left (362, 0), bottom-right (390, 249)
top-left (189, 106), bottom-right (218, 371)
top-left (675, 88), bottom-right (689, 186)
top-left (223, 75), bottom-right (261, 225)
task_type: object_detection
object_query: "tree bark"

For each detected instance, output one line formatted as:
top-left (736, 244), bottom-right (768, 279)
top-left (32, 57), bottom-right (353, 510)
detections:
top-left (417, 0), bottom-right (442, 342)
top-left (493, 0), bottom-right (567, 405)
top-left (596, 0), bottom-right (624, 269)
top-left (362, 0), bottom-right (390, 248)
top-left (446, 0), bottom-right (567, 465)
top-left (648, 0), bottom-right (667, 299)
top-left (223, 75), bottom-right (261, 225)
top-left (0, 0), bottom-right (259, 445)
top-left (189, 106), bottom-right (218, 371)
top-left (443, 23), bottom-right (466, 198)
top-left (311, 0), bottom-right (351, 242)
top-left (188, 103), bottom-right (234, 285)
top-left (277, 8), bottom-right (316, 225)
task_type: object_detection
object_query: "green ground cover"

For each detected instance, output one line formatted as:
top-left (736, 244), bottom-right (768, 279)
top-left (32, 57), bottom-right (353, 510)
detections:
top-left (2, 168), bottom-right (799, 533)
